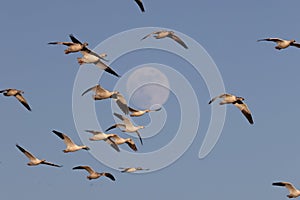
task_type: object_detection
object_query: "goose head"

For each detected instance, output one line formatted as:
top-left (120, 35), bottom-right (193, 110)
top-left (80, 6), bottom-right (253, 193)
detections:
top-left (82, 42), bottom-right (88, 47)
top-left (82, 146), bottom-right (90, 151)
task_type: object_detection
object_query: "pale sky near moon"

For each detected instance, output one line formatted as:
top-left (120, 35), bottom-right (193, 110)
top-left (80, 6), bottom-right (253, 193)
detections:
top-left (126, 66), bottom-right (170, 109)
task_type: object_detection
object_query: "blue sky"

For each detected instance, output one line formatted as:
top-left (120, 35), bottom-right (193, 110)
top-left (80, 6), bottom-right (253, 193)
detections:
top-left (1, 0), bottom-right (300, 199)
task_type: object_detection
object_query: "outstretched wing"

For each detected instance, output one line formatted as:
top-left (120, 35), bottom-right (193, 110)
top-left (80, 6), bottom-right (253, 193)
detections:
top-left (257, 38), bottom-right (283, 43)
top-left (272, 182), bottom-right (298, 194)
top-left (52, 130), bottom-right (75, 146)
top-left (69, 34), bottom-right (83, 44)
top-left (169, 34), bottom-right (188, 49)
top-left (15, 94), bottom-right (31, 111)
top-left (234, 101), bottom-right (254, 124)
top-left (112, 93), bottom-right (129, 115)
top-left (41, 161), bottom-right (62, 167)
top-left (16, 144), bottom-right (37, 161)
top-left (136, 131), bottom-right (143, 145)
top-left (290, 42), bottom-right (300, 48)
top-left (81, 85), bottom-right (99, 96)
top-left (94, 60), bottom-right (120, 77)
top-left (141, 32), bottom-right (155, 40)
top-left (73, 165), bottom-right (95, 174)
top-left (101, 172), bottom-right (116, 181)
top-left (134, 0), bottom-right (145, 12)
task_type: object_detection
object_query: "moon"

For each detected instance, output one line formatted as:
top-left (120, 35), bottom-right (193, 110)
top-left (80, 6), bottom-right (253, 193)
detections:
top-left (126, 66), bottom-right (170, 109)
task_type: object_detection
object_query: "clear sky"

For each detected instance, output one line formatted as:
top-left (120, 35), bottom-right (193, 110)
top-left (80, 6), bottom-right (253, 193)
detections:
top-left (1, 0), bottom-right (300, 199)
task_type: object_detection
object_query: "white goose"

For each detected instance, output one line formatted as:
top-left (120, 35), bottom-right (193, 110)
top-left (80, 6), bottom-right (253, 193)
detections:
top-left (77, 47), bottom-right (120, 77)
top-left (0, 88), bottom-right (31, 111)
top-left (52, 130), bottom-right (90, 153)
top-left (72, 165), bottom-right (115, 181)
top-left (273, 182), bottom-right (300, 198)
top-left (209, 93), bottom-right (253, 124)
top-left (128, 106), bottom-right (161, 117)
top-left (82, 84), bottom-right (129, 115)
top-left (141, 30), bottom-right (188, 49)
top-left (106, 113), bottom-right (144, 145)
top-left (107, 134), bottom-right (138, 151)
top-left (48, 34), bottom-right (88, 54)
top-left (257, 38), bottom-right (300, 50)
top-left (134, 0), bottom-right (145, 12)
top-left (16, 144), bottom-right (62, 167)
top-left (85, 130), bottom-right (120, 152)
top-left (119, 167), bottom-right (149, 173)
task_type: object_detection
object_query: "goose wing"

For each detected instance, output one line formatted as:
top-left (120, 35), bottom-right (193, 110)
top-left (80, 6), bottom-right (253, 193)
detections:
top-left (112, 93), bottom-right (129, 115)
top-left (69, 34), bottom-right (83, 45)
top-left (234, 101), bottom-right (254, 124)
top-left (101, 172), bottom-right (115, 181)
top-left (94, 60), bottom-right (120, 77)
top-left (141, 32), bottom-right (155, 40)
top-left (105, 135), bottom-right (121, 152)
top-left (208, 94), bottom-right (232, 104)
top-left (52, 130), bottom-right (75, 147)
top-left (81, 85), bottom-right (101, 96)
top-left (41, 161), bottom-right (62, 167)
top-left (16, 144), bottom-right (37, 161)
top-left (169, 34), bottom-right (188, 49)
top-left (73, 165), bottom-right (95, 174)
top-left (85, 130), bottom-right (103, 135)
top-left (273, 182), bottom-right (298, 193)
top-left (257, 38), bottom-right (284, 43)
top-left (0, 89), bottom-right (8, 93)
top-left (134, 0), bottom-right (145, 12)
top-left (15, 93), bottom-right (31, 111)
top-left (136, 131), bottom-right (143, 145)
top-left (126, 140), bottom-right (138, 151)
top-left (47, 42), bottom-right (74, 46)
top-left (128, 107), bottom-right (139, 112)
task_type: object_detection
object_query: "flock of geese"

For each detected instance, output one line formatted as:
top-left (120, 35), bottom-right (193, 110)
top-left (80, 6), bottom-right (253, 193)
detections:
top-left (2, 0), bottom-right (300, 193)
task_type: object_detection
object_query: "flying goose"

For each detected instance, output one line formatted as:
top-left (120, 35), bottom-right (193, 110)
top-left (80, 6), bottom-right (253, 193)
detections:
top-left (134, 0), bottom-right (145, 12)
top-left (119, 167), bottom-right (149, 173)
top-left (128, 106), bottom-right (161, 117)
top-left (257, 38), bottom-right (300, 50)
top-left (272, 182), bottom-right (300, 198)
top-left (82, 84), bottom-right (129, 115)
top-left (106, 134), bottom-right (138, 151)
top-left (52, 130), bottom-right (90, 153)
top-left (85, 130), bottom-right (120, 152)
top-left (141, 30), bottom-right (188, 49)
top-left (0, 88), bottom-right (31, 111)
top-left (77, 47), bottom-right (120, 77)
top-left (72, 165), bottom-right (115, 181)
top-left (209, 93), bottom-right (254, 124)
top-left (16, 144), bottom-right (62, 167)
top-left (48, 34), bottom-right (88, 54)
top-left (105, 113), bottom-right (144, 145)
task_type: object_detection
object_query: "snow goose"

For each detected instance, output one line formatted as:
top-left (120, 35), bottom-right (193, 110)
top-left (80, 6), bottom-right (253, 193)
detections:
top-left (119, 167), bottom-right (149, 173)
top-left (82, 84), bottom-right (129, 115)
top-left (209, 93), bottom-right (253, 124)
top-left (105, 113), bottom-right (144, 145)
top-left (134, 0), bottom-right (145, 12)
top-left (128, 106), bottom-right (161, 117)
top-left (257, 38), bottom-right (300, 50)
top-left (141, 30), bottom-right (188, 49)
top-left (77, 47), bottom-right (120, 77)
top-left (72, 165), bottom-right (115, 181)
top-left (16, 144), bottom-right (62, 167)
top-left (0, 88), bottom-right (31, 111)
top-left (272, 182), bottom-right (300, 198)
top-left (52, 130), bottom-right (90, 153)
top-left (107, 134), bottom-right (138, 151)
top-left (48, 34), bottom-right (88, 54)
top-left (85, 130), bottom-right (120, 152)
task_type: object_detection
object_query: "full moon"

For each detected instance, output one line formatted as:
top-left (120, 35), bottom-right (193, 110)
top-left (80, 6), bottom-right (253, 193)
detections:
top-left (126, 66), bottom-right (170, 109)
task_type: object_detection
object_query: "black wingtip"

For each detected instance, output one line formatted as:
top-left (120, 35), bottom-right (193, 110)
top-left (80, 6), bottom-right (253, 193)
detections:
top-left (105, 67), bottom-right (120, 78)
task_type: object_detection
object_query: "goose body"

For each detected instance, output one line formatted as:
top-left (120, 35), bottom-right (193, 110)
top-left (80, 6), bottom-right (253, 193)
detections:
top-left (52, 130), bottom-right (90, 153)
top-left (82, 84), bottom-right (129, 114)
top-left (209, 93), bottom-right (253, 124)
top-left (78, 48), bottom-right (120, 77)
top-left (85, 130), bottom-right (120, 152)
top-left (257, 38), bottom-right (300, 50)
top-left (0, 88), bottom-right (31, 111)
top-left (141, 30), bottom-right (188, 49)
top-left (273, 182), bottom-right (300, 198)
top-left (128, 106), bottom-right (161, 117)
top-left (106, 113), bottom-right (144, 145)
top-left (120, 167), bottom-right (149, 173)
top-left (48, 34), bottom-right (88, 54)
top-left (16, 144), bottom-right (62, 167)
top-left (73, 165), bottom-right (115, 181)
